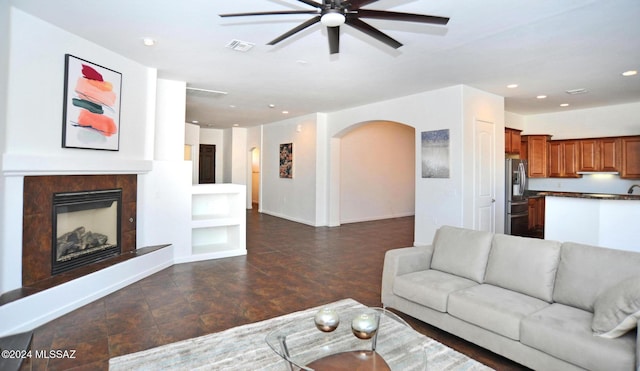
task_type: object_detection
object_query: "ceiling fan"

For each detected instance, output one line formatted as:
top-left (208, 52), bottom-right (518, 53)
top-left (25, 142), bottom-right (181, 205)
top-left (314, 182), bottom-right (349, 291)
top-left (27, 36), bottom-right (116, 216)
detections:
top-left (219, 0), bottom-right (449, 54)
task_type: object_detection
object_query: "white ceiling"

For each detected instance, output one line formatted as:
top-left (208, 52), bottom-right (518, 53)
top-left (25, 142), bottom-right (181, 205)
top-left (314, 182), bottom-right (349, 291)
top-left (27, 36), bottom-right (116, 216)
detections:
top-left (9, 0), bottom-right (640, 129)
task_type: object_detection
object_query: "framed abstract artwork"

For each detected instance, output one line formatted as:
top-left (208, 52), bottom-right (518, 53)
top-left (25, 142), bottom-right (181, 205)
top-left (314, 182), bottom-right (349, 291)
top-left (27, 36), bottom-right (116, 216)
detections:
top-left (421, 129), bottom-right (450, 178)
top-left (279, 143), bottom-right (293, 178)
top-left (62, 54), bottom-right (122, 151)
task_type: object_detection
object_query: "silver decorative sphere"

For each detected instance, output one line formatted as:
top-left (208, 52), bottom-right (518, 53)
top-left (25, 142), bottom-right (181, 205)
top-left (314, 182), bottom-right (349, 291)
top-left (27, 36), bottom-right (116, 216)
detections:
top-left (314, 308), bottom-right (340, 332)
top-left (351, 313), bottom-right (378, 339)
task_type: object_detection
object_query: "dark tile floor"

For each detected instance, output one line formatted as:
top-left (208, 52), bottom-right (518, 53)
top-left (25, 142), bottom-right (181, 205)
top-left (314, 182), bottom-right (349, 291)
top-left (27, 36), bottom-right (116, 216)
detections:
top-left (23, 210), bottom-right (528, 371)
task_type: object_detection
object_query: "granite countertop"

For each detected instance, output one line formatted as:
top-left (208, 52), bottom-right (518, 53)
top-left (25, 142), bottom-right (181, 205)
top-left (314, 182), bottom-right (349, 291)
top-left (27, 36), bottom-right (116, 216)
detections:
top-left (528, 191), bottom-right (640, 200)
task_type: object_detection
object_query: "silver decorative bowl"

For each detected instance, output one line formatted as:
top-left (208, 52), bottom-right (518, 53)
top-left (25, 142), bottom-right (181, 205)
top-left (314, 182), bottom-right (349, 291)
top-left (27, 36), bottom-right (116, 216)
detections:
top-left (351, 313), bottom-right (379, 339)
top-left (314, 308), bottom-right (340, 332)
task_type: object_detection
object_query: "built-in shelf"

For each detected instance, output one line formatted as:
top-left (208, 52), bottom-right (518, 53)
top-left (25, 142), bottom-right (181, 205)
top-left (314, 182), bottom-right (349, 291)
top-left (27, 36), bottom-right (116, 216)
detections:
top-left (185, 184), bottom-right (246, 262)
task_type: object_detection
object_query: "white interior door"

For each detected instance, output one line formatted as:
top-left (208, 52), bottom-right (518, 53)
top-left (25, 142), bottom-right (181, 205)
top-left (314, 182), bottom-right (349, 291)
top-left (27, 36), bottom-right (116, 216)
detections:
top-left (474, 119), bottom-right (495, 232)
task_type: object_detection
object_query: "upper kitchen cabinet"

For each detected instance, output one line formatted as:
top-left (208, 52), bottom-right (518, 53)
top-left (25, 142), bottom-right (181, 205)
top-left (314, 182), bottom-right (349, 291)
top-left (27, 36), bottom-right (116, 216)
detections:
top-left (621, 136), bottom-right (640, 179)
top-left (549, 140), bottom-right (580, 178)
top-left (521, 135), bottom-right (551, 178)
top-left (578, 138), bottom-right (620, 172)
top-left (505, 128), bottom-right (522, 154)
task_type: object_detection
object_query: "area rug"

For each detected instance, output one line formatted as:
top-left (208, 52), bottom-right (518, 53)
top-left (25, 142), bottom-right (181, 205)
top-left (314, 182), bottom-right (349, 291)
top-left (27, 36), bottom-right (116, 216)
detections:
top-left (109, 298), bottom-right (492, 370)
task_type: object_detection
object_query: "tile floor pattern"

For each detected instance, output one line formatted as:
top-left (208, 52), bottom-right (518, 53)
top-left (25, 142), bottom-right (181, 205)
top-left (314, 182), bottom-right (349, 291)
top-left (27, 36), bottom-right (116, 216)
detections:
top-left (23, 210), bottom-right (529, 370)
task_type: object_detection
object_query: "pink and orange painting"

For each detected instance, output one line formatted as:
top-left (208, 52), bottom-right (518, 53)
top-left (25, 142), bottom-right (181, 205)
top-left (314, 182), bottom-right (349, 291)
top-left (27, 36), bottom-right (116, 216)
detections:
top-left (62, 54), bottom-right (122, 150)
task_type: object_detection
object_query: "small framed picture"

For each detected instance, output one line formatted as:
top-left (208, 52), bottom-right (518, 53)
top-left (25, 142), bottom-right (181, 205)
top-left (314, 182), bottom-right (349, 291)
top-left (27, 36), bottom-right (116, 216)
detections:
top-left (279, 143), bottom-right (293, 178)
top-left (62, 54), bottom-right (122, 151)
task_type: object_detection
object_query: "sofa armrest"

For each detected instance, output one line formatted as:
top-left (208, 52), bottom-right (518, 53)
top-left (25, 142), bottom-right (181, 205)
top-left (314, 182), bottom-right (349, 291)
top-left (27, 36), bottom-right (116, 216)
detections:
top-left (381, 245), bottom-right (434, 305)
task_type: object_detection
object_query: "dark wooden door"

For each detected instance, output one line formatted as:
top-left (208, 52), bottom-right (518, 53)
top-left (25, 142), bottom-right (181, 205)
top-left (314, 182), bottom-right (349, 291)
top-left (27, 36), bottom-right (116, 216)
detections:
top-left (199, 144), bottom-right (216, 184)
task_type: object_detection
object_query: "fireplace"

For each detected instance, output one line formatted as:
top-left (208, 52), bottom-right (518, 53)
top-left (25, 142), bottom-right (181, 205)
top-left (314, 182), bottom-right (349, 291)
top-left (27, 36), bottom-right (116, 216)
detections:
top-left (52, 189), bottom-right (122, 275)
top-left (22, 175), bottom-right (137, 287)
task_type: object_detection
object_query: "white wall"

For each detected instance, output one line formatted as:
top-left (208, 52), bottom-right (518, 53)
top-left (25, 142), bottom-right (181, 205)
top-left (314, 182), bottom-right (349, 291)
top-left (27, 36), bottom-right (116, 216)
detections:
top-left (505, 111), bottom-right (525, 131)
top-left (461, 86), bottom-right (506, 232)
top-left (230, 127), bottom-right (248, 185)
top-left (0, 7), bottom-right (179, 334)
top-left (261, 114), bottom-right (319, 226)
top-left (339, 121), bottom-right (415, 223)
top-left (327, 85), bottom-right (504, 244)
top-left (525, 102), bottom-right (640, 194)
top-left (0, 0), bottom-right (10, 295)
top-left (1, 8), bottom-right (156, 294)
top-left (137, 79), bottom-right (192, 259)
top-left (185, 123), bottom-right (199, 184)
top-left (4, 9), bottom-right (153, 163)
top-left (523, 102), bottom-right (640, 138)
top-left (154, 79), bottom-right (186, 161)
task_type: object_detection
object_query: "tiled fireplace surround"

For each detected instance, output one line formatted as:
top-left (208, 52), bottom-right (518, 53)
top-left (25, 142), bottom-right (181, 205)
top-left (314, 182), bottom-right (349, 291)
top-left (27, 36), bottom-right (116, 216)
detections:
top-left (0, 170), bottom-right (176, 336)
top-left (22, 175), bottom-right (137, 286)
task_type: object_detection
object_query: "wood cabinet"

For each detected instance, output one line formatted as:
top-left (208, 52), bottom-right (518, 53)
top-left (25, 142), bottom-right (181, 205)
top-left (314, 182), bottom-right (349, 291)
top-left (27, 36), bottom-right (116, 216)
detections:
top-left (505, 128), bottom-right (522, 154)
top-left (620, 136), bottom-right (640, 179)
top-left (521, 135), bottom-right (551, 178)
top-left (527, 197), bottom-right (545, 236)
top-left (548, 140), bottom-right (579, 178)
top-left (578, 138), bottom-right (620, 172)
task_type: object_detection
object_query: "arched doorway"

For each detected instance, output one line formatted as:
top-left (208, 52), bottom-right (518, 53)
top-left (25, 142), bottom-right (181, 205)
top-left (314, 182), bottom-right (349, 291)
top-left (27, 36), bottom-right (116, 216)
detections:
top-left (333, 120), bottom-right (415, 225)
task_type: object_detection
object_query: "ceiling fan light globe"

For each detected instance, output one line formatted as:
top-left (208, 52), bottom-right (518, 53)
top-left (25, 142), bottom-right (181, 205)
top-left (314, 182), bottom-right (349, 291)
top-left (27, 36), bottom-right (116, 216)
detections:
top-left (321, 12), bottom-right (345, 27)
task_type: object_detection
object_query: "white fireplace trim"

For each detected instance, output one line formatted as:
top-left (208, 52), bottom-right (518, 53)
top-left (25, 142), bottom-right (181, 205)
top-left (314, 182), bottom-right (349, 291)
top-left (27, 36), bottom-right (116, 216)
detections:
top-left (2, 153), bottom-right (152, 176)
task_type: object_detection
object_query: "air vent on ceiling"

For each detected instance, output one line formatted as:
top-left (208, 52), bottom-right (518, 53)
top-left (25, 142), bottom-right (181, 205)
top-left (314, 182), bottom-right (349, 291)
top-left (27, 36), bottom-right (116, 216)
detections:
top-left (225, 39), bottom-right (255, 52)
top-left (186, 87), bottom-right (228, 98)
top-left (565, 88), bottom-right (588, 95)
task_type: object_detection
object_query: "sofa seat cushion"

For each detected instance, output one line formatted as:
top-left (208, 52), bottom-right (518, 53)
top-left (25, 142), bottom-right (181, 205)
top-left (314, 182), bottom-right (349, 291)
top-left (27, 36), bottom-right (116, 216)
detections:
top-left (484, 233), bottom-right (561, 302)
top-left (393, 269), bottom-right (478, 312)
top-left (521, 303), bottom-right (636, 371)
top-left (447, 284), bottom-right (549, 340)
top-left (430, 226), bottom-right (494, 283)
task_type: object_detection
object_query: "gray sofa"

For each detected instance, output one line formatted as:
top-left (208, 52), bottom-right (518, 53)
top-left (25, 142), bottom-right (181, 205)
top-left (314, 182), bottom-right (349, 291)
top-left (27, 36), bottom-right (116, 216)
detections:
top-left (381, 226), bottom-right (640, 371)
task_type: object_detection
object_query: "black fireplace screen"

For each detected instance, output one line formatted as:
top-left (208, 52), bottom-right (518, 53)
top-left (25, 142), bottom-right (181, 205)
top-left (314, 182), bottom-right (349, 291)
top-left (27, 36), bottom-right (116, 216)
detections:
top-left (52, 189), bottom-right (122, 275)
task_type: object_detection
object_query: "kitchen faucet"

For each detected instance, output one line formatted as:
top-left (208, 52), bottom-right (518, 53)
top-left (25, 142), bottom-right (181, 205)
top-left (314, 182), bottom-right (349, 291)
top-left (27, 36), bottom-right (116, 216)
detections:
top-left (628, 184), bottom-right (640, 194)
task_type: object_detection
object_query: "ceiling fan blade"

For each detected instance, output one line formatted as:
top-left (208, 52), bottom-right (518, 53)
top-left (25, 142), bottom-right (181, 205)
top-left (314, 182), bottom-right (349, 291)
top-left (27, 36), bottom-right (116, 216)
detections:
top-left (296, 0), bottom-right (323, 8)
top-left (356, 9), bottom-right (449, 25)
top-left (347, 0), bottom-right (381, 8)
top-left (345, 17), bottom-right (402, 49)
top-left (327, 26), bottom-right (340, 54)
top-left (220, 10), bottom-right (318, 17)
top-left (268, 16), bottom-right (321, 45)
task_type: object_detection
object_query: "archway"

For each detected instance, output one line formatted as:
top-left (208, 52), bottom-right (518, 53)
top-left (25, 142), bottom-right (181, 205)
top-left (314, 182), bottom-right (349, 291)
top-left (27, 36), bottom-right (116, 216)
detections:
top-left (331, 120), bottom-right (415, 226)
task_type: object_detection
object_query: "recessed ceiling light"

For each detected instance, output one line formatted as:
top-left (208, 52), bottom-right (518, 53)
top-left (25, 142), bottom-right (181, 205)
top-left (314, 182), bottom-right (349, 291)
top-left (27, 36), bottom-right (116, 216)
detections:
top-left (233, 124), bottom-right (240, 127)
top-left (536, 95), bottom-right (547, 99)
top-left (282, 111), bottom-right (289, 114)
top-left (622, 70), bottom-right (637, 77)
top-left (268, 104), bottom-right (276, 108)
top-left (507, 84), bottom-right (518, 89)
top-left (192, 120), bottom-right (199, 124)
top-left (229, 105), bottom-right (236, 108)
top-left (143, 38), bottom-right (156, 46)
top-left (560, 103), bottom-right (570, 107)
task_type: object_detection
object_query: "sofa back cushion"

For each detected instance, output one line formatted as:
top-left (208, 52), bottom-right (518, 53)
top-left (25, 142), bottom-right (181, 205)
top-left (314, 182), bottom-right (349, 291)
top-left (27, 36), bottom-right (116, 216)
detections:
top-left (553, 242), bottom-right (640, 312)
top-left (430, 226), bottom-right (493, 283)
top-left (485, 234), bottom-right (561, 302)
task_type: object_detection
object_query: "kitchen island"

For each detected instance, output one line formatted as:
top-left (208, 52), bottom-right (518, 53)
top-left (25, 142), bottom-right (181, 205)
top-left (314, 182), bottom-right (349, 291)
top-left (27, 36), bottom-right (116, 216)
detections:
top-left (539, 191), bottom-right (640, 253)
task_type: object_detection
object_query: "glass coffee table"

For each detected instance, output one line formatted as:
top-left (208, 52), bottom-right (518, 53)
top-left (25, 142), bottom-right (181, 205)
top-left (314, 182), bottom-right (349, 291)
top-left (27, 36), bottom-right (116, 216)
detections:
top-left (265, 306), bottom-right (426, 371)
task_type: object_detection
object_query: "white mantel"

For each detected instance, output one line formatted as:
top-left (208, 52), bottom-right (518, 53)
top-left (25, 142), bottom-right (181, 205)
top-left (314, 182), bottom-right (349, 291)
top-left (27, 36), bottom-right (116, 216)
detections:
top-left (544, 196), bottom-right (640, 252)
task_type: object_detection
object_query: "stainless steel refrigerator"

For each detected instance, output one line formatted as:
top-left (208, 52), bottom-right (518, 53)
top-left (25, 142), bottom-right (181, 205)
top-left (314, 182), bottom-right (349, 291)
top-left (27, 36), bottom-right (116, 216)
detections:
top-left (505, 159), bottom-right (528, 236)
